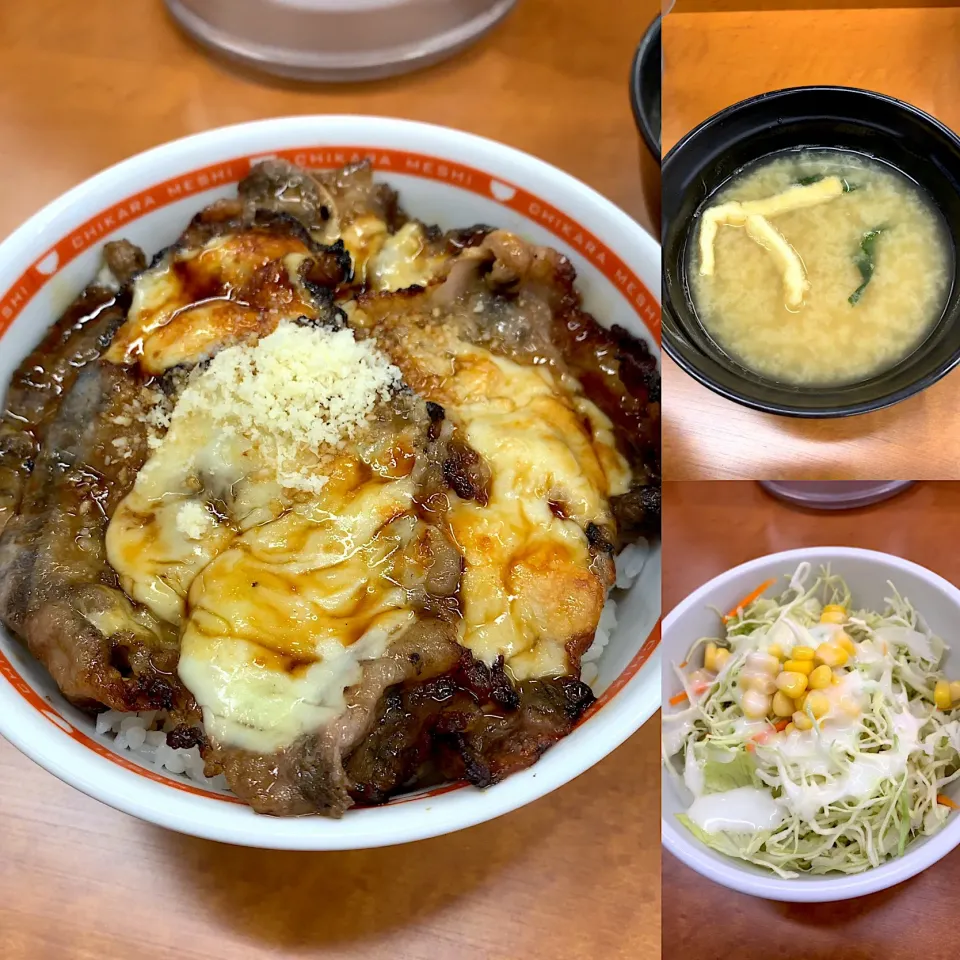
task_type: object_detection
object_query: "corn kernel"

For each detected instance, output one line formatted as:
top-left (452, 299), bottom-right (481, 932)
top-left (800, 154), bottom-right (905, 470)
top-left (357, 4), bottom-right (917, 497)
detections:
top-left (784, 658), bottom-right (814, 676)
top-left (794, 692), bottom-right (807, 712)
top-left (784, 722), bottom-right (796, 734)
top-left (767, 643), bottom-right (784, 660)
top-left (822, 604), bottom-right (846, 615)
top-left (703, 642), bottom-right (717, 672)
top-left (742, 689), bottom-right (771, 719)
top-left (935, 679), bottom-right (952, 710)
top-left (806, 690), bottom-right (830, 719)
top-left (791, 645), bottom-right (816, 661)
top-left (713, 648), bottom-right (731, 672)
top-left (740, 672), bottom-right (777, 695)
top-left (809, 664), bottom-right (833, 690)
top-left (776, 671), bottom-right (809, 699)
top-left (836, 632), bottom-right (857, 656)
top-left (831, 672), bottom-right (840, 685)
top-left (771, 691), bottom-right (794, 717)
top-left (745, 652), bottom-right (780, 676)
top-left (792, 711), bottom-right (814, 731)
top-left (820, 610), bottom-right (846, 625)
top-left (950, 681), bottom-right (960, 704)
top-left (816, 642), bottom-right (848, 668)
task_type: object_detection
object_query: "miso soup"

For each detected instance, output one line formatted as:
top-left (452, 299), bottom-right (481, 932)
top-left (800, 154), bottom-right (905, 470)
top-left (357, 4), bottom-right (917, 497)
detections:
top-left (688, 150), bottom-right (951, 387)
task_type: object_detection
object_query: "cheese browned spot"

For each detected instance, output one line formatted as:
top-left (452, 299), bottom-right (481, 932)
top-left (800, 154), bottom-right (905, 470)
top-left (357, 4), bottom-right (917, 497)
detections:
top-left (443, 346), bottom-right (628, 679)
top-left (351, 305), bottom-right (631, 681)
top-left (105, 232), bottom-right (318, 368)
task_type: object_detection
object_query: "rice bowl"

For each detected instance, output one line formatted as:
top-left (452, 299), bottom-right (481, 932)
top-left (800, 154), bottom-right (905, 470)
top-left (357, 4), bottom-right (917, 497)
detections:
top-left (0, 116), bottom-right (661, 849)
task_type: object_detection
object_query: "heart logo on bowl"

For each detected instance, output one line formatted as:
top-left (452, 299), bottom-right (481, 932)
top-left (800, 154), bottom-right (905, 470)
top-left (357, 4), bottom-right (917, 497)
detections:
top-left (490, 180), bottom-right (517, 202)
top-left (34, 251), bottom-right (59, 276)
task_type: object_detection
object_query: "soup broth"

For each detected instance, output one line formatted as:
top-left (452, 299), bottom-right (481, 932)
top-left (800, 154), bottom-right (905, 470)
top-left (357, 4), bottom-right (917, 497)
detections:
top-left (688, 150), bottom-right (951, 386)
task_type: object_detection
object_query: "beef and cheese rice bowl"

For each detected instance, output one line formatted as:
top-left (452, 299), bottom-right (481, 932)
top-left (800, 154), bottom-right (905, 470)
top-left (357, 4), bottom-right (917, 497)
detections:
top-left (0, 159), bottom-right (659, 817)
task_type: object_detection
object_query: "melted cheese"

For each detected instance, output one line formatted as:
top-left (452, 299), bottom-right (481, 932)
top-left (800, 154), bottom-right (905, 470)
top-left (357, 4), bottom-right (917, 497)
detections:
top-left (172, 322), bottom-right (401, 494)
top-left (340, 219), bottom-right (445, 292)
top-left (366, 326), bottom-right (631, 680)
top-left (339, 214), bottom-right (388, 286)
top-left (107, 313), bottom-right (419, 751)
top-left (105, 216), bottom-right (633, 752)
top-left (106, 232), bottom-right (316, 367)
top-left (106, 405), bottom-right (264, 624)
top-left (179, 467), bottom-right (418, 752)
top-left (367, 222), bottom-right (446, 291)
top-left (447, 348), bottom-right (628, 678)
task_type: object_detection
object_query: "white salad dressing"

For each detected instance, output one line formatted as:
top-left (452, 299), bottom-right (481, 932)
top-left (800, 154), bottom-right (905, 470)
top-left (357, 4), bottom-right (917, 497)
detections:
top-left (733, 717), bottom-right (772, 739)
top-left (662, 712), bottom-right (696, 758)
top-left (667, 565), bottom-right (960, 876)
top-left (774, 708), bottom-right (924, 823)
top-left (684, 743), bottom-right (705, 798)
top-left (687, 786), bottom-right (785, 834)
top-left (873, 625), bottom-right (938, 663)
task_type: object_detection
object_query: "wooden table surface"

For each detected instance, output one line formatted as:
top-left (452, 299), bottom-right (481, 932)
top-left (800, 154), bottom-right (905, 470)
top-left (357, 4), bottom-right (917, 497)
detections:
top-left (0, 3), bottom-right (661, 959)
top-left (662, 480), bottom-right (960, 960)
top-left (661, 7), bottom-right (960, 480)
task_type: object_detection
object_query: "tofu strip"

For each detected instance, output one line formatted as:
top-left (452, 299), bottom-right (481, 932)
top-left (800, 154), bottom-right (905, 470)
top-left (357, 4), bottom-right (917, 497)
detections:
top-left (698, 176), bottom-right (847, 277)
top-left (743, 215), bottom-right (808, 310)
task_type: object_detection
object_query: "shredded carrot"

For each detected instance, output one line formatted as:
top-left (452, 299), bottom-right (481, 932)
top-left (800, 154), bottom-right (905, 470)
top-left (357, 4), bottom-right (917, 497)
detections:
top-left (938, 794), bottom-right (959, 810)
top-left (745, 719), bottom-right (791, 755)
top-left (723, 578), bottom-right (777, 622)
top-left (679, 660), bottom-right (688, 669)
top-left (668, 681), bottom-right (709, 708)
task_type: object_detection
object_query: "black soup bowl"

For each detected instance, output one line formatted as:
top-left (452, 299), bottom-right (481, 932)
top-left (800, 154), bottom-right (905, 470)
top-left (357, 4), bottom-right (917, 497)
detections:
top-left (662, 86), bottom-right (960, 418)
top-left (631, 14), bottom-right (661, 162)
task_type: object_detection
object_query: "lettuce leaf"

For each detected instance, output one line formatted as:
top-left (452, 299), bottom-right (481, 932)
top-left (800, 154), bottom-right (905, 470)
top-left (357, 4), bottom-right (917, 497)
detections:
top-left (701, 751), bottom-right (757, 794)
top-left (676, 814), bottom-right (800, 879)
top-left (676, 814), bottom-right (744, 857)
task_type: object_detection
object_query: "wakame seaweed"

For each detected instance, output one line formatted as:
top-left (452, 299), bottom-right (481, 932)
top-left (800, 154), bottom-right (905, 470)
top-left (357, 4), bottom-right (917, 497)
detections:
top-left (848, 228), bottom-right (884, 306)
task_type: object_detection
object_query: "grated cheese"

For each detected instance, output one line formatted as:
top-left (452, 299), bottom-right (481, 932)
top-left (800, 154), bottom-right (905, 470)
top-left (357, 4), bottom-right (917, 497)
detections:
top-left (172, 321), bottom-right (401, 494)
top-left (175, 500), bottom-right (215, 540)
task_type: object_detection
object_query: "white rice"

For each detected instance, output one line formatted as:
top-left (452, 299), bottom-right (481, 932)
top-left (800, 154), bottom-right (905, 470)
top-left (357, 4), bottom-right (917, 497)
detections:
top-left (96, 709), bottom-right (227, 789)
top-left (95, 541), bottom-right (650, 780)
top-left (580, 540), bottom-right (651, 689)
top-left (614, 540), bottom-right (651, 590)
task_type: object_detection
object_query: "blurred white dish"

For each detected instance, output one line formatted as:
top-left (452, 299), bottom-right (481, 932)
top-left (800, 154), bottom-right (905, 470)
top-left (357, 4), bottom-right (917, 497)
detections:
top-left (165, 0), bottom-right (518, 81)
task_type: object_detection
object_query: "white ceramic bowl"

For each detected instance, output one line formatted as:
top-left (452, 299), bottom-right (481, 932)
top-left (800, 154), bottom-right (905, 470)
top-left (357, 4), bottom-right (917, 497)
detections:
top-left (663, 547), bottom-right (960, 902)
top-left (0, 116), bottom-right (661, 850)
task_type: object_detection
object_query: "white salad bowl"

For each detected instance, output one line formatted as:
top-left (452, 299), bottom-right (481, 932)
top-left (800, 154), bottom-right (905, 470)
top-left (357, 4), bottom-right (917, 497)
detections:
top-left (0, 116), bottom-right (661, 849)
top-left (662, 547), bottom-right (960, 902)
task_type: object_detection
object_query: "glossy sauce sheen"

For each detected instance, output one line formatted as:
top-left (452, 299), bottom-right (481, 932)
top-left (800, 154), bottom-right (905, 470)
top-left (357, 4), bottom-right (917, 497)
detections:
top-left (104, 213), bottom-right (631, 754)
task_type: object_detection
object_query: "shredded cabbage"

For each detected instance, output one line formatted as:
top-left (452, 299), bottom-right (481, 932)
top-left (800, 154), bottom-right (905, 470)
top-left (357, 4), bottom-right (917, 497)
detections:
top-left (664, 564), bottom-right (960, 878)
